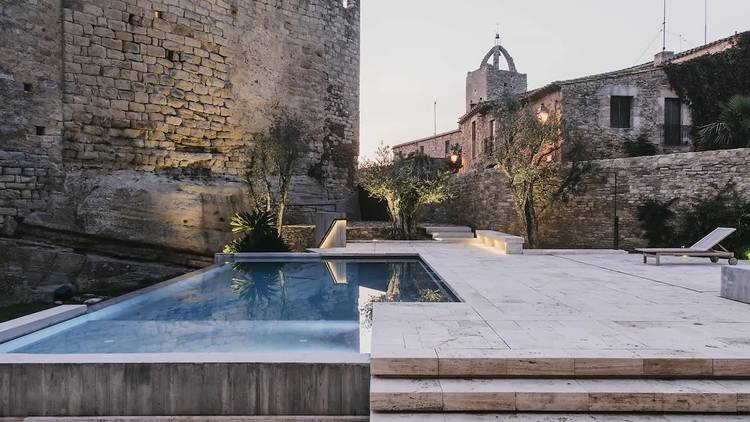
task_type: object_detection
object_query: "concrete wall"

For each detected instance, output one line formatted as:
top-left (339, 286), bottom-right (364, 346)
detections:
top-left (426, 148), bottom-right (750, 249)
top-left (0, 0), bottom-right (360, 304)
top-left (0, 360), bottom-right (369, 416)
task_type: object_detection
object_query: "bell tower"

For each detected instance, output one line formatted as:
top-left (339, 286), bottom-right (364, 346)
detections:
top-left (466, 33), bottom-right (528, 111)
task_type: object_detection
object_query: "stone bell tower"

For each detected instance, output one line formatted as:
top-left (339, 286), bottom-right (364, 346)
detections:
top-left (466, 33), bottom-right (528, 111)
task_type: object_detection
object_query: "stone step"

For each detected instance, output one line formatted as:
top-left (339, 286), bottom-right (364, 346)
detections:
top-left (370, 412), bottom-right (750, 421)
top-left (430, 232), bottom-right (475, 239)
top-left (423, 226), bottom-right (472, 235)
top-left (370, 377), bottom-right (750, 413)
top-left (370, 350), bottom-right (750, 379)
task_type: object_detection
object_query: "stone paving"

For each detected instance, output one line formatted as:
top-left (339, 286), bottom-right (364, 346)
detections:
top-left (322, 241), bottom-right (750, 360)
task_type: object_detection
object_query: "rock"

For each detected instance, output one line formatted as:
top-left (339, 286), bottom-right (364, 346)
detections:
top-left (53, 300), bottom-right (63, 305)
top-left (53, 284), bottom-right (74, 301)
top-left (84, 297), bottom-right (103, 305)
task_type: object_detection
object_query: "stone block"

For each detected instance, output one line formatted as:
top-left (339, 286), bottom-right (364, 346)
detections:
top-left (721, 266), bottom-right (750, 304)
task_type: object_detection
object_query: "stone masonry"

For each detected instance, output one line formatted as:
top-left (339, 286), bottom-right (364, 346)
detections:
top-left (426, 148), bottom-right (750, 250)
top-left (0, 0), bottom-right (360, 304)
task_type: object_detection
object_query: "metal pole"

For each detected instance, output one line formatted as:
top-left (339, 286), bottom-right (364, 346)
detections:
top-left (433, 101), bottom-right (437, 136)
top-left (705, 0), bottom-right (708, 44)
top-left (614, 172), bottom-right (620, 250)
top-left (662, 0), bottom-right (667, 51)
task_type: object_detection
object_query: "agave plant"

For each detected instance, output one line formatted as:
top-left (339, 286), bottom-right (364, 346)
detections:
top-left (698, 95), bottom-right (750, 150)
top-left (223, 209), bottom-right (290, 253)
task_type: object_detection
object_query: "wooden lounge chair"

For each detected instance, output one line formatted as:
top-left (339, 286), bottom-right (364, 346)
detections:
top-left (636, 227), bottom-right (739, 266)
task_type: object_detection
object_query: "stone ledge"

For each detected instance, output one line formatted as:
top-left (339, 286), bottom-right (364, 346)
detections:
top-left (475, 230), bottom-right (524, 255)
top-left (0, 305), bottom-right (86, 344)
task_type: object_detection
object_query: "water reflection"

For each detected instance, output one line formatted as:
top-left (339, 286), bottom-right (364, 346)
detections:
top-left (4, 259), bottom-right (455, 354)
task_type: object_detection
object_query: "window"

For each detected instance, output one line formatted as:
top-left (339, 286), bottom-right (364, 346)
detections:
top-left (419, 145), bottom-right (424, 154)
top-left (485, 120), bottom-right (496, 155)
top-left (23, 83), bottom-right (32, 92)
top-left (445, 140), bottom-right (450, 155)
top-left (471, 121), bottom-right (477, 158)
top-left (610, 96), bottom-right (633, 128)
top-left (35, 126), bottom-right (45, 135)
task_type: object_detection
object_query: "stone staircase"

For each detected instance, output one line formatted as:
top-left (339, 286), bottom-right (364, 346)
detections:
top-left (423, 225), bottom-right (475, 241)
top-left (369, 353), bottom-right (750, 418)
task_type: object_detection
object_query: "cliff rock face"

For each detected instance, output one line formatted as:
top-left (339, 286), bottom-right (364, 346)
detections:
top-left (0, 0), bottom-right (360, 305)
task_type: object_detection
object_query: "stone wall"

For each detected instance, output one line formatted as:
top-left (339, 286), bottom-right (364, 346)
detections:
top-left (555, 68), bottom-right (691, 159)
top-left (427, 148), bottom-right (750, 249)
top-left (0, 0), bottom-right (65, 229)
top-left (393, 130), bottom-right (460, 158)
top-left (0, 0), bottom-right (360, 304)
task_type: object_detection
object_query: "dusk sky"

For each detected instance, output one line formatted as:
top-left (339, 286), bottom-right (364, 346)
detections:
top-left (359, 0), bottom-right (750, 159)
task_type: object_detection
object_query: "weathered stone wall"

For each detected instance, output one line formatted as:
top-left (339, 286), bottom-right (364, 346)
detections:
top-left (557, 68), bottom-right (691, 159)
top-left (427, 148), bottom-right (750, 249)
top-left (392, 130), bottom-right (460, 158)
top-left (0, 0), bottom-right (65, 230)
top-left (0, 0), bottom-right (360, 304)
top-left (58, 0), bottom-right (359, 208)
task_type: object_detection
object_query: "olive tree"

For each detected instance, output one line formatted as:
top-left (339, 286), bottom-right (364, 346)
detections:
top-left (359, 145), bottom-right (454, 239)
top-left (244, 110), bottom-right (310, 234)
top-left (491, 100), bottom-right (595, 247)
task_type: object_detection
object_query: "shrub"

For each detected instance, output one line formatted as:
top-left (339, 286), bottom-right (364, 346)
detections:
top-left (623, 134), bottom-right (658, 157)
top-left (636, 198), bottom-right (677, 247)
top-left (637, 182), bottom-right (750, 256)
top-left (223, 210), bottom-right (290, 253)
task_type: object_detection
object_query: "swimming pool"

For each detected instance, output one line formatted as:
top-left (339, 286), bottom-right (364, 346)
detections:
top-left (0, 256), bottom-right (456, 354)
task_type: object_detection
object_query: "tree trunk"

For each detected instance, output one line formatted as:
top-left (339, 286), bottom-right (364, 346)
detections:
top-left (523, 187), bottom-right (538, 248)
top-left (276, 188), bottom-right (288, 235)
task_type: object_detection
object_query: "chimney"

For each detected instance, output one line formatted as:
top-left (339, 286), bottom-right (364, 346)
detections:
top-left (654, 50), bottom-right (675, 67)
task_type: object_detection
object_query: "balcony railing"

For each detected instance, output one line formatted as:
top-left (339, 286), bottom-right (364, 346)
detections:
top-left (658, 124), bottom-right (692, 146)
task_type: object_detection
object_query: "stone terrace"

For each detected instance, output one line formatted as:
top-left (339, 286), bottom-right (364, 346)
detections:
top-left (318, 241), bottom-right (750, 419)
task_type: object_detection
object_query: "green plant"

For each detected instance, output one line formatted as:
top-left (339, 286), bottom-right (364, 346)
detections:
top-left (244, 110), bottom-right (310, 233)
top-left (490, 99), bottom-right (597, 247)
top-left (223, 210), bottom-right (290, 253)
top-left (623, 134), bottom-right (658, 157)
top-left (636, 198), bottom-right (677, 247)
top-left (636, 182), bottom-right (750, 256)
top-left (664, 32), bottom-right (750, 148)
top-left (698, 95), bottom-right (750, 150)
top-left (359, 145), bottom-right (455, 239)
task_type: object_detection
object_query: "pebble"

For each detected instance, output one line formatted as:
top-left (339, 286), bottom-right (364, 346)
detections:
top-left (84, 298), bottom-right (104, 305)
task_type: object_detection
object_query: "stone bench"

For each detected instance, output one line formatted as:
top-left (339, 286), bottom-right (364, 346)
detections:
top-left (721, 266), bottom-right (750, 304)
top-left (475, 230), bottom-right (524, 255)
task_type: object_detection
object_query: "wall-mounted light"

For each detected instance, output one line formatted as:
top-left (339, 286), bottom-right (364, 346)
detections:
top-left (450, 153), bottom-right (459, 164)
top-left (153, 11), bottom-right (161, 19)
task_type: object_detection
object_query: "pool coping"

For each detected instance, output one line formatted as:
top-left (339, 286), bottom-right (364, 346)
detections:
top-left (0, 251), bottom-right (455, 363)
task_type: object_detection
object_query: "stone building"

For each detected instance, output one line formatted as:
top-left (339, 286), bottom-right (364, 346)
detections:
top-left (393, 32), bottom-right (744, 170)
top-left (0, 0), bottom-right (360, 304)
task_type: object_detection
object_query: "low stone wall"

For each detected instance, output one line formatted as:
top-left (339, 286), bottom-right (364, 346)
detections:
top-left (347, 221), bottom-right (394, 241)
top-left (282, 225), bottom-right (315, 251)
top-left (427, 148), bottom-right (750, 249)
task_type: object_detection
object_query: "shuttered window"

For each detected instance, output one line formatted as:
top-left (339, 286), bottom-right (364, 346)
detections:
top-left (610, 96), bottom-right (633, 128)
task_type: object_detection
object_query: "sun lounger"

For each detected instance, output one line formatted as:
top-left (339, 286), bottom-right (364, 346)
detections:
top-left (636, 227), bottom-right (738, 266)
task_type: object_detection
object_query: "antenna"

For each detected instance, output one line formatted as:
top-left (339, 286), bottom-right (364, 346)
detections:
top-left (704, 0), bottom-right (708, 44)
top-left (662, 0), bottom-right (667, 51)
top-left (433, 101), bottom-right (437, 136)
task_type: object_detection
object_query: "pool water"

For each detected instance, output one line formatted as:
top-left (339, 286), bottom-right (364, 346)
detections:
top-left (0, 258), bottom-right (456, 354)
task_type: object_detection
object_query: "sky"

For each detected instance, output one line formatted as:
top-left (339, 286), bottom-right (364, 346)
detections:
top-left (359, 0), bottom-right (750, 159)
